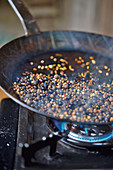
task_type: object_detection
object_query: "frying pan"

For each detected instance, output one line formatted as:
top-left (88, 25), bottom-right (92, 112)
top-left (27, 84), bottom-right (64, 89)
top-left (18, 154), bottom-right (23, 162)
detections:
top-left (1, 0), bottom-right (113, 125)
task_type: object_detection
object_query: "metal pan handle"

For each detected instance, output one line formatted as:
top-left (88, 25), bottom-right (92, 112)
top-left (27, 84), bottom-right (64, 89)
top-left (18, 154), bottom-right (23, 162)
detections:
top-left (8, 0), bottom-right (41, 36)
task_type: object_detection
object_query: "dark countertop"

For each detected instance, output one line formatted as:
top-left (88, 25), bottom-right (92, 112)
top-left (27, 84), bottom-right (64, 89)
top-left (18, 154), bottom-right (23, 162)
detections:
top-left (0, 99), bottom-right (19, 170)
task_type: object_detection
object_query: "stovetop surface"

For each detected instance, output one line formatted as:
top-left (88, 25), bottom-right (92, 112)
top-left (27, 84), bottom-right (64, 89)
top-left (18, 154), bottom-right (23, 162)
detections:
top-left (0, 99), bottom-right (19, 170)
top-left (0, 98), bottom-right (113, 170)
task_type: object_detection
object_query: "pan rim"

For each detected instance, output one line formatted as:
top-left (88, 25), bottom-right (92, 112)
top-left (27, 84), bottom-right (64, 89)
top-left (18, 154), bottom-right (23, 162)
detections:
top-left (1, 29), bottom-right (113, 49)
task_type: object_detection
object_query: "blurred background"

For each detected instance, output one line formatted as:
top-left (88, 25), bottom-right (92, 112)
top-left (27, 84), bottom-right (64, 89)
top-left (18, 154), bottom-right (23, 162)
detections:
top-left (1, 0), bottom-right (113, 99)
top-left (1, 0), bottom-right (113, 45)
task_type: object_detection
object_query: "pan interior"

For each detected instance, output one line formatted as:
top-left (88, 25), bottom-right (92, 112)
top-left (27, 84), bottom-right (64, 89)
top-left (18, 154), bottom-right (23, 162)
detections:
top-left (12, 50), bottom-right (113, 124)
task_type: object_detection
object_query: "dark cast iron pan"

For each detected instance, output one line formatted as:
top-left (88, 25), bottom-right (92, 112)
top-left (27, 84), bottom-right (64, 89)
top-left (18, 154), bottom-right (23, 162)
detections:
top-left (1, 0), bottom-right (113, 125)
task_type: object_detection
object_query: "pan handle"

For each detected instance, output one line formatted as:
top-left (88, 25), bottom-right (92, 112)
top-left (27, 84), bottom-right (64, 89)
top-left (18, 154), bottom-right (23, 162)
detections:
top-left (8, 0), bottom-right (41, 36)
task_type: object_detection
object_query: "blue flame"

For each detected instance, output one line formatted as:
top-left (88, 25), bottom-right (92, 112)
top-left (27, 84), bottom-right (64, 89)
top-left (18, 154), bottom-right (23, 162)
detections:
top-left (53, 120), bottom-right (66, 132)
top-left (52, 120), bottom-right (113, 143)
top-left (84, 126), bottom-right (88, 135)
top-left (68, 131), bottom-right (113, 143)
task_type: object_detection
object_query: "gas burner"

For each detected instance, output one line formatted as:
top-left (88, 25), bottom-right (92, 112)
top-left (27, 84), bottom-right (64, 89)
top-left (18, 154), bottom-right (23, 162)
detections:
top-left (2, 99), bottom-right (113, 169)
top-left (47, 119), bottom-right (113, 148)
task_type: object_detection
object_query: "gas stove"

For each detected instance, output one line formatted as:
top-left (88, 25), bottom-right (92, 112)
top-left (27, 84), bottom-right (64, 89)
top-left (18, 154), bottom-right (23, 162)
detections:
top-left (0, 98), bottom-right (113, 170)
